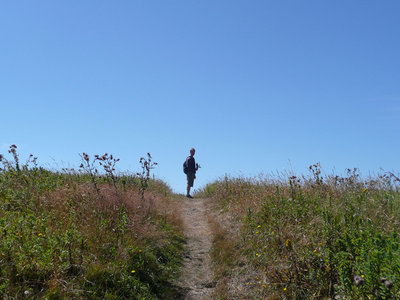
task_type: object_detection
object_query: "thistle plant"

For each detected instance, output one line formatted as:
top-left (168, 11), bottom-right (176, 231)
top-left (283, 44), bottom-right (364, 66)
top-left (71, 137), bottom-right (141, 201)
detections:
top-left (309, 162), bottom-right (323, 186)
top-left (137, 153), bottom-right (157, 201)
top-left (79, 152), bottom-right (99, 192)
top-left (8, 144), bottom-right (20, 172)
top-left (96, 153), bottom-right (120, 194)
top-left (0, 145), bottom-right (20, 173)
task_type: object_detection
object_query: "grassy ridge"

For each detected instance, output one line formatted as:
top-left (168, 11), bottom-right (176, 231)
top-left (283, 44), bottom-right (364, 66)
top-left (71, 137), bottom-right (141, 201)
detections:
top-left (0, 147), bottom-right (185, 299)
top-left (199, 166), bottom-right (400, 299)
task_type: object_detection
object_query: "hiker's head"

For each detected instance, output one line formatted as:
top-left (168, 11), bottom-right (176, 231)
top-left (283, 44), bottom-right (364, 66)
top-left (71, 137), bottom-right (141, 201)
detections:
top-left (190, 148), bottom-right (195, 157)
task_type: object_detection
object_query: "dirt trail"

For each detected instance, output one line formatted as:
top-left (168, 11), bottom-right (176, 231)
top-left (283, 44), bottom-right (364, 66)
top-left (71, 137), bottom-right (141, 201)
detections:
top-left (177, 198), bottom-right (216, 299)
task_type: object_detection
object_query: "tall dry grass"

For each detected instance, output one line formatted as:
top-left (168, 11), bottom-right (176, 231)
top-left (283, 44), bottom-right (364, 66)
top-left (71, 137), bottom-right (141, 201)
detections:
top-left (0, 146), bottom-right (185, 299)
top-left (198, 166), bottom-right (400, 299)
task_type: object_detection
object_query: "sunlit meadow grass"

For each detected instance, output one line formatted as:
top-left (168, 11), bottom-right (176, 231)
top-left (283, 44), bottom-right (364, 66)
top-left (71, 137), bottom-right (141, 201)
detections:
top-left (198, 165), bottom-right (400, 299)
top-left (0, 146), bottom-right (185, 299)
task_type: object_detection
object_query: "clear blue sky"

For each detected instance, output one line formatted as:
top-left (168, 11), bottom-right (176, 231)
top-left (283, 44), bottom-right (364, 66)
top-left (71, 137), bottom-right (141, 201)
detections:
top-left (1, 1), bottom-right (399, 193)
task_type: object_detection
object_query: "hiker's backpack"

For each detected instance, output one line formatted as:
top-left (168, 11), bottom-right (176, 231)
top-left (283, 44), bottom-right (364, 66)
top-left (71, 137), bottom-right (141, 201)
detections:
top-left (183, 159), bottom-right (188, 174)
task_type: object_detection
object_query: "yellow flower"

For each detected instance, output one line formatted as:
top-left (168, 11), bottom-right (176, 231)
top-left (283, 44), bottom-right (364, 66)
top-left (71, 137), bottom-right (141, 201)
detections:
top-left (361, 274), bottom-right (364, 278)
top-left (246, 282), bottom-right (249, 285)
top-left (271, 231), bottom-right (274, 234)
top-left (284, 287), bottom-right (287, 291)
top-left (257, 225), bottom-right (261, 228)
top-left (256, 253), bottom-right (259, 256)
top-left (363, 188), bottom-right (367, 193)
top-left (313, 249), bottom-right (317, 253)
top-left (256, 231), bottom-right (259, 234)
top-left (131, 270), bottom-right (135, 273)
top-left (138, 250), bottom-right (142, 252)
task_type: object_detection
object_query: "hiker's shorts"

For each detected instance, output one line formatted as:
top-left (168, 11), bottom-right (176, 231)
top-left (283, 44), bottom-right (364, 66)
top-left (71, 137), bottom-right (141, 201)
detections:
top-left (187, 171), bottom-right (195, 187)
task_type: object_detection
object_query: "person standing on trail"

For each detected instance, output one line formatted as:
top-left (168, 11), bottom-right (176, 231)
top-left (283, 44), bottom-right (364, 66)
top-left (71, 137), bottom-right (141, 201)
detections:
top-left (184, 148), bottom-right (198, 198)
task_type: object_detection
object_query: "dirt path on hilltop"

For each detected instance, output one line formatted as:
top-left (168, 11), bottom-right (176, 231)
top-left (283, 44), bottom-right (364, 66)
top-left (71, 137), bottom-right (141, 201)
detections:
top-left (176, 198), bottom-right (216, 299)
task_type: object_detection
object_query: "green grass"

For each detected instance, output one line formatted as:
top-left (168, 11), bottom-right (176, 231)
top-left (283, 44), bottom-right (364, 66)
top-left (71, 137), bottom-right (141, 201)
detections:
top-left (198, 167), bottom-right (400, 299)
top-left (0, 148), bottom-right (185, 299)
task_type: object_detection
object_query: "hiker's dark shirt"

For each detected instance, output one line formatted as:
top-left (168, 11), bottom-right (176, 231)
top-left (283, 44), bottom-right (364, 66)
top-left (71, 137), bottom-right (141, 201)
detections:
top-left (186, 156), bottom-right (196, 172)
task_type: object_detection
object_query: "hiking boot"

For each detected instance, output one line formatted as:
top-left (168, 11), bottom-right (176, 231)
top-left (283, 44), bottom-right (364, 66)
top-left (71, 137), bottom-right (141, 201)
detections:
top-left (186, 194), bottom-right (193, 199)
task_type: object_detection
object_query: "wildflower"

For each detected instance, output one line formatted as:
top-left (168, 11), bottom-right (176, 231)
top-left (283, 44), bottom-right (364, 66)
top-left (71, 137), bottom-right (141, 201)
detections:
top-left (256, 253), bottom-right (259, 256)
top-left (313, 249), bottom-right (317, 253)
top-left (256, 231), bottom-right (259, 234)
top-left (385, 280), bottom-right (394, 289)
top-left (271, 231), bottom-right (274, 234)
top-left (246, 282), bottom-right (249, 285)
top-left (83, 153), bottom-right (89, 162)
top-left (284, 287), bottom-right (287, 291)
top-left (380, 277), bottom-right (393, 289)
top-left (138, 250), bottom-right (142, 253)
top-left (363, 188), bottom-right (367, 193)
top-left (257, 225), bottom-right (261, 228)
top-left (354, 275), bottom-right (364, 286)
top-left (285, 239), bottom-right (292, 249)
top-left (131, 270), bottom-right (135, 273)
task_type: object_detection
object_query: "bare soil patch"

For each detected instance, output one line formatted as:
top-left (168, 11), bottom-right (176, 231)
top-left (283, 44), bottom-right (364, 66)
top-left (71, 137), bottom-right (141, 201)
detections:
top-left (176, 197), bottom-right (216, 299)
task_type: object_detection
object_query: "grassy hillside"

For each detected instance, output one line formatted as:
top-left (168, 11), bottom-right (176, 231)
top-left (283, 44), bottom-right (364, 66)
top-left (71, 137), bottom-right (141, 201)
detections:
top-left (199, 164), bottom-right (400, 299)
top-left (0, 146), bottom-right (185, 299)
